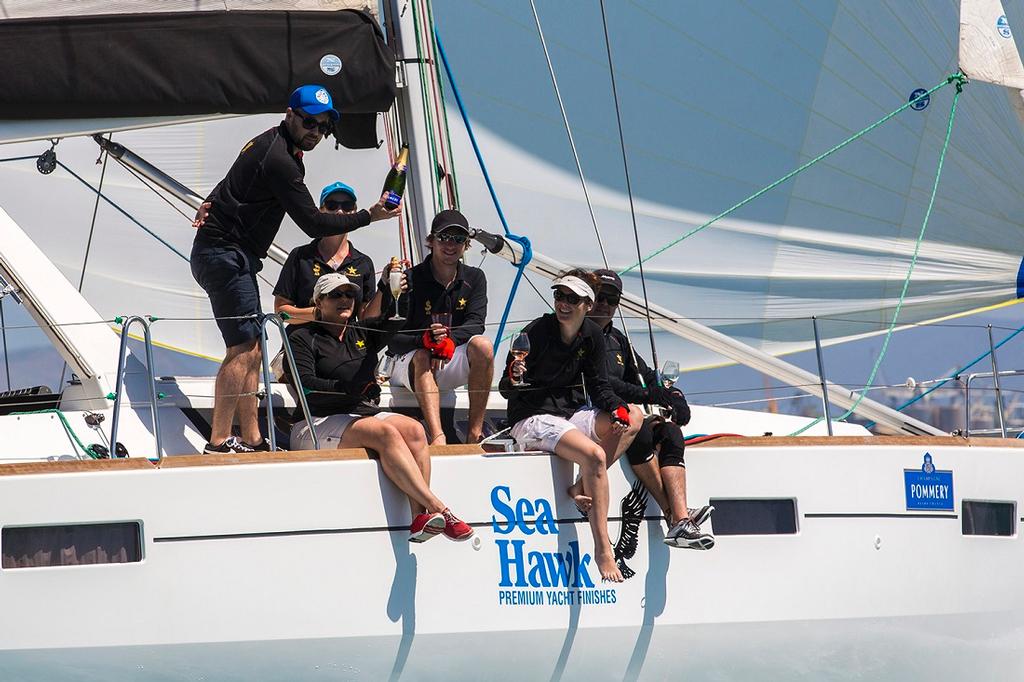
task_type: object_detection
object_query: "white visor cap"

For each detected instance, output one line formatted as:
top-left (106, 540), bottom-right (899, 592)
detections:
top-left (551, 275), bottom-right (595, 302)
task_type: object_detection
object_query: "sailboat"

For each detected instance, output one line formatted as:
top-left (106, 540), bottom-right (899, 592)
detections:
top-left (0, 0), bottom-right (1021, 679)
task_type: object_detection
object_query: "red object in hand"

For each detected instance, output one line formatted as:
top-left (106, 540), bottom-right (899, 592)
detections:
top-left (612, 405), bottom-right (630, 426)
top-left (432, 337), bottom-right (455, 361)
top-left (422, 330), bottom-right (438, 350)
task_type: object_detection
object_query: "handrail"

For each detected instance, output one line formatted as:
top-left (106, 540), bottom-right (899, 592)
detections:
top-left (965, 369), bottom-right (1024, 438)
top-left (259, 314), bottom-right (319, 452)
top-left (109, 315), bottom-right (162, 462)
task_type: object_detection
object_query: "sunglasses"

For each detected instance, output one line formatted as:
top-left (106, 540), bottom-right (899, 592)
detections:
top-left (324, 199), bottom-right (356, 211)
top-left (324, 289), bottom-right (356, 300)
top-left (553, 289), bottom-right (585, 306)
top-left (435, 231), bottom-right (469, 244)
top-left (294, 110), bottom-right (331, 134)
top-left (597, 292), bottom-right (621, 306)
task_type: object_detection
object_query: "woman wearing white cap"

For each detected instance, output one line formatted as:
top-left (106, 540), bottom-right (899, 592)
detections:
top-left (498, 269), bottom-right (638, 582)
top-left (289, 273), bottom-right (473, 543)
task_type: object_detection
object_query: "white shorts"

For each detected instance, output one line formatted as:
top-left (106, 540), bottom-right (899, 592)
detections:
top-left (510, 408), bottom-right (600, 452)
top-left (390, 335), bottom-right (483, 392)
top-left (290, 411), bottom-right (399, 450)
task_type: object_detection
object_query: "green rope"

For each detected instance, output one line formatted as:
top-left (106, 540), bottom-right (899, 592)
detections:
top-left (619, 73), bottom-right (962, 276)
top-left (11, 408), bottom-right (99, 459)
top-left (410, 0), bottom-right (444, 210)
top-left (426, 0), bottom-right (460, 207)
top-left (790, 74), bottom-right (967, 436)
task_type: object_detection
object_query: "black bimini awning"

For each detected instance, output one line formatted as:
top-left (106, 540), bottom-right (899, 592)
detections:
top-left (0, 9), bottom-right (395, 148)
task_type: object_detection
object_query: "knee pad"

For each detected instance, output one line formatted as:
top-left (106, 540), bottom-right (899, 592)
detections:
top-left (625, 415), bottom-right (657, 465)
top-left (653, 421), bottom-right (686, 468)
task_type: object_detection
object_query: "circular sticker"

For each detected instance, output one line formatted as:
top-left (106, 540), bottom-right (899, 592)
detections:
top-left (998, 15), bottom-right (1012, 39)
top-left (909, 88), bottom-right (929, 111)
top-left (314, 88), bottom-right (330, 105)
top-left (320, 54), bottom-right (343, 76)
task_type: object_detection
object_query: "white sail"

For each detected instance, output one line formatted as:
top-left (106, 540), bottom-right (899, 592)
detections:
top-left (960, 0), bottom-right (1024, 88)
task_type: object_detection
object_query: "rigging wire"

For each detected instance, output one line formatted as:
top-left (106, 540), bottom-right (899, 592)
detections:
top-left (528, 0), bottom-right (608, 268)
top-left (598, 0), bottom-right (659, 372)
top-left (0, 296), bottom-right (8, 391)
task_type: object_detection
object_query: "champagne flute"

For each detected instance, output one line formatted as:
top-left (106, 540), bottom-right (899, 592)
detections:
top-left (510, 331), bottom-right (531, 387)
top-left (376, 354), bottom-right (396, 384)
top-left (388, 257), bottom-right (405, 321)
top-left (430, 312), bottom-right (452, 369)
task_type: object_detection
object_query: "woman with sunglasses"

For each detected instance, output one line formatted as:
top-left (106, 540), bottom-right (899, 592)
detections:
top-left (290, 273), bottom-right (474, 543)
top-left (273, 181), bottom-right (409, 333)
top-left (499, 270), bottom-right (636, 583)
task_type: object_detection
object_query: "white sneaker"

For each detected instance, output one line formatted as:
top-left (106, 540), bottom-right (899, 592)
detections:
top-left (664, 519), bottom-right (715, 550)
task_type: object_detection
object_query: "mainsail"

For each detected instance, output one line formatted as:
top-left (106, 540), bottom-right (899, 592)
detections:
top-left (0, 0), bottom-right (1021, 377)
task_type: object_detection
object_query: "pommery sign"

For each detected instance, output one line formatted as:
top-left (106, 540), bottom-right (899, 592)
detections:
top-left (904, 453), bottom-right (954, 511)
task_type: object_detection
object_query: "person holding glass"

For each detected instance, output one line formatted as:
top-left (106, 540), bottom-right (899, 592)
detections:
top-left (273, 181), bottom-right (409, 332)
top-left (386, 210), bottom-right (493, 445)
top-left (588, 269), bottom-right (714, 551)
top-left (498, 270), bottom-right (641, 583)
top-left (289, 273), bottom-right (473, 543)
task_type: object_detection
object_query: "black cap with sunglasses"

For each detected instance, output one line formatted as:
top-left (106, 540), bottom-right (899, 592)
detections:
top-left (430, 209), bottom-right (472, 237)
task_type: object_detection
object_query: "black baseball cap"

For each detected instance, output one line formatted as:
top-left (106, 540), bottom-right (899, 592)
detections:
top-left (593, 269), bottom-right (622, 293)
top-left (430, 209), bottom-right (471, 236)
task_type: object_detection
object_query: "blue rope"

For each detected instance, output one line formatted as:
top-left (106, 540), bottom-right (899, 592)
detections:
top-left (865, 320), bottom-right (1024, 429)
top-left (435, 28), bottom-right (532, 349)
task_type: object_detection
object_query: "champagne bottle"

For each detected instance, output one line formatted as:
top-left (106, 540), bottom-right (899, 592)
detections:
top-left (382, 144), bottom-right (409, 210)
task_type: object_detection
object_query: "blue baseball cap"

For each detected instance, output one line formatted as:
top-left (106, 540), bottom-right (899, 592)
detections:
top-left (319, 182), bottom-right (357, 206)
top-left (289, 84), bottom-right (340, 121)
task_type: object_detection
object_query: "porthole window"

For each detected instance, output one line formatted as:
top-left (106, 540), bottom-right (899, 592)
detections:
top-left (708, 499), bottom-right (798, 535)
top-left (961, 501), bottom-right (1015, 537)
top-left (2, 522), bottom-right (142, 568)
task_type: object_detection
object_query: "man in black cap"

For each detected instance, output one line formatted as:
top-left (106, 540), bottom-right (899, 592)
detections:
top-left (191, 84), bottom-right (401, 454)
top-left (386, 210), bottom-right (493, 444)
top-left (589, 269), bottom-right (715, 550)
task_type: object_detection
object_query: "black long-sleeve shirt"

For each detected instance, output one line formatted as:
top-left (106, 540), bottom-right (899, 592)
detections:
top-left (289, 317), bottom-right (402, 418)
top-left (499, 314), bottom-right (626, 426)
top-left (387, 255), bottom-right (487, 355)
top-left (196, 123), bottom-right (371, 258)
top-left (601, 323), bottom-right (659, 404)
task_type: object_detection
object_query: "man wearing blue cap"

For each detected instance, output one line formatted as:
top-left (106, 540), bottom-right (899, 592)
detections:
top-left (191, 85), bottom-right (401, 454)
top-left (273, 181), bottom-right (408, 326)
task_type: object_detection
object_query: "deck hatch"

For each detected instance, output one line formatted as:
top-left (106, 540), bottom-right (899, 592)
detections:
top-left (961, 501), bottom-right (1015, 536)
top-left (1, 522), bottom-right (142, 569)
top-left (708, 498), bottom-right (798, 535)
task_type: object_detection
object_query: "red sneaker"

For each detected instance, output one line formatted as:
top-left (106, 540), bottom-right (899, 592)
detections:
top-left (442, 508), bottom-right (474, 541)
top-left (409, 512), bottom-right (445, 543)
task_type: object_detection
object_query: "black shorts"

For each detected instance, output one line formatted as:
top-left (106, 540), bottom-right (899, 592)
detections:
top-left (624, 415), bottom-right (686, 468)
top-left (191, 240), bottom-right (263, 347)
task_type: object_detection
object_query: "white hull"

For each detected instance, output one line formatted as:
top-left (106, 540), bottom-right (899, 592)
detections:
top-left (1, 440), bottom-right (1021, 680)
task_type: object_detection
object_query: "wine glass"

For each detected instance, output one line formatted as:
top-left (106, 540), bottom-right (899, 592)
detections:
top-left (510, 332), bottom-right (531, 387)
top-left (389, 261), bottom-right (405, 321)
top-left (430, 312), bottom-right (452, 369)
top-left (660, 360), bottom-right (680, 388)
top-left (376, 354), bottom-right (396, 384)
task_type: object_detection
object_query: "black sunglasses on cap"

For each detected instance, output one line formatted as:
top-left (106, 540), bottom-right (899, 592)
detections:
top-left (597, 292), bottom-right (621, 306)
top-left (294, 110), bottom-right (331, 134)
top-left (553, 289), bottom-right (585, 306)
top-left (324, 199), bottom-right (356, 212)
top-left (324, 289), bottom-right (356, 300)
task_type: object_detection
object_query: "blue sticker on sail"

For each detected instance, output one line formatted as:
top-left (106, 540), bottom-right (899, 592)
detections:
top-left (998, 15), bottom-right (1012, 39)
top-left (904, 453), bottom-right (953, 511)
top-left (909, 88), bottom-right (930, 111)
top-left (1016, 256), bottom-right (1023, 299)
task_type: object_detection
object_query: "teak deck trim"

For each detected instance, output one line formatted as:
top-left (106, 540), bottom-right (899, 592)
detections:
top-left (1, 437), bottom-right (1020, 476)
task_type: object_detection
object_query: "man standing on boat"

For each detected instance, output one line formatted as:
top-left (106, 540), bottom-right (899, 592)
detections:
top-left (588, 269), bottom-right (715, 550)
top-left (191, 85), bottom-right (401, 454)
top-left (273, 181), bottom-right (408, 327)
top-left (386, 210), bottom-right (493, 444)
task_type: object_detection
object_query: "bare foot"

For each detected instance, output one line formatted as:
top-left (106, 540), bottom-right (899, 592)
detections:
top-left (572, 493), bottom-right (592, 517)
top-left (466, 431), bottom-right (483, 444)
top-left (595, 550), bottom-right (624, 583)
top-left (428, 432), bottom-right (447, 446)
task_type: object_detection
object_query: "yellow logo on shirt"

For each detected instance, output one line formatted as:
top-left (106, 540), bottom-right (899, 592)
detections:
top-left (312, 263), bottom-right (321, 277)
top-left (577, 348), bottom-right (586, 358)
top-left (456, 297), bottom-right (467, 310)
top-left (615, 353), bottom-right (624, 366)
top-left (240, 140), bottom-right (255, 155)
top-left (346, 266), bottom-right (359, 276)
top-left (356, 339), bottom-right (366, 350)
top-left (424, 300), bottom-right (432, 315)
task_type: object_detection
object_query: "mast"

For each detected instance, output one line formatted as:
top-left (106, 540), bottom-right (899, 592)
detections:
top-left (382, 0), bottom-right (443, 258)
